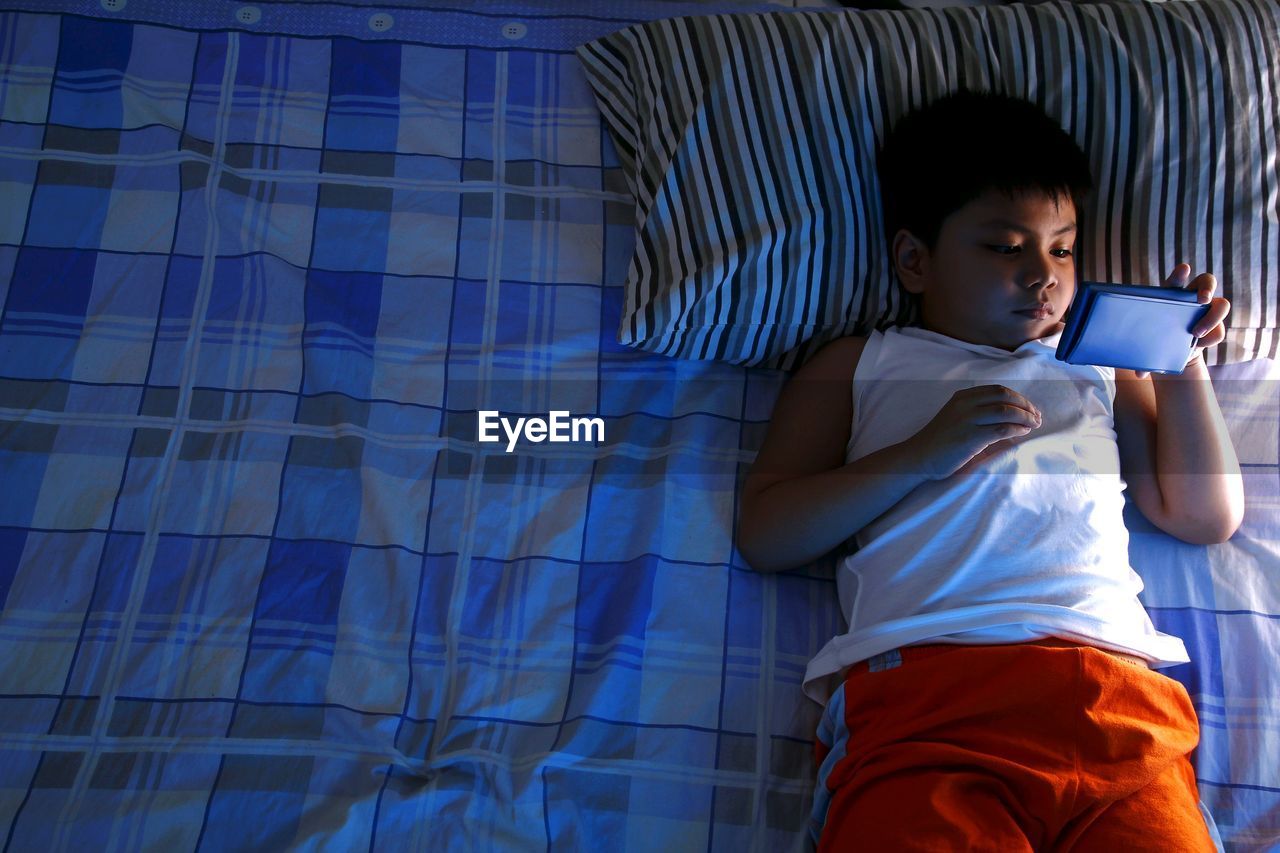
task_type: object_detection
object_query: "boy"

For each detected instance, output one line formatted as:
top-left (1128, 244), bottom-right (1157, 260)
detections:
top-left (736, 89), bottom-right (1243, 851)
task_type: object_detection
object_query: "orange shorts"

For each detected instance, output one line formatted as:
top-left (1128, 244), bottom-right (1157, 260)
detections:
top-left (811, 641), bottom-right (1222, 852)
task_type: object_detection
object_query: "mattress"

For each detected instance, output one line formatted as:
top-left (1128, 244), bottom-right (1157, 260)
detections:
top-left (0, 1), bottom-right (1275, 850)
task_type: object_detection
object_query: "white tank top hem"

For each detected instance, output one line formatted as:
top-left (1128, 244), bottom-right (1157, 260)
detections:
top-left (801, 325), bottom-right (1191, 706)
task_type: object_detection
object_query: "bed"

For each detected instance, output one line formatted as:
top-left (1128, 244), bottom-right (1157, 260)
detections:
top-left (0, 0), bottom-right (1276, 850)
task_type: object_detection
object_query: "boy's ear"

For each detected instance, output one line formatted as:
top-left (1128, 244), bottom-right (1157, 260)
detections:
top-left (891, 228), bottom-right (930, 295)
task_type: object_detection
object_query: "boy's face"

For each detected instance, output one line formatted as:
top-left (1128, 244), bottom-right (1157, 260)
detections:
top-left (893, 188), bottom-right (1077, 352)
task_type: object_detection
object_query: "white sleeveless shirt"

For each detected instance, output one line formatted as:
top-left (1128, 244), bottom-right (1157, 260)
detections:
top-left (802, 325), bottom-right (1190, 704)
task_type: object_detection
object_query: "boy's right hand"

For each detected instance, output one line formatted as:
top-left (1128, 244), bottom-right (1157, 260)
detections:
top-left (908, 385), bottom-right (1042, 480)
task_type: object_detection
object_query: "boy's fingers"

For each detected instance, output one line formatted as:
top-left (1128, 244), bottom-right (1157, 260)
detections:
top-left (974, 387), bottom-right (1040, 422)
top-left (1193, 273), bottom-right (1217, 303)
top-left (1193, 298), bottom-right (1231, 338)
top-left (998, 386), bottom-right (1039, 417)
top-left (982, 411), bottom-right (1039, 429)
top-left (1165, 263), bottom-right (1192, 287)
top-left (1201, 327), bottom-right (1226, 347)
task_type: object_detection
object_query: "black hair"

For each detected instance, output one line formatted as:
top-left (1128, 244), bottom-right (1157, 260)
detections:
top-left (876, 88), bottom-right (1094, 253)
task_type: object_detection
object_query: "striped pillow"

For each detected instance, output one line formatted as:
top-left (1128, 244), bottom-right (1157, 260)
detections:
top-left (577, 1), bottom-right (1280, 370)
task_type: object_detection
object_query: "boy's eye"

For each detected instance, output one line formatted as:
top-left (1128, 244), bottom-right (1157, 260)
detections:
top-left (987, 245), bottom-right (1074, 258)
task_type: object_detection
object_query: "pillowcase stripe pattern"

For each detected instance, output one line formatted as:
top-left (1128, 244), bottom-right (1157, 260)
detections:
top-left (577, 0), bottom-right (1280, 370)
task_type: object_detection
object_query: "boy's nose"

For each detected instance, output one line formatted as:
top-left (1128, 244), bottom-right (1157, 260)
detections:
top-left (1020, 255), bottom-right (1060, 289)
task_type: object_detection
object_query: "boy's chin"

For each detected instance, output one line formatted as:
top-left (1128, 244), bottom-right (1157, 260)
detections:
top-left (1031, 321), bottom-right (1066, 340)
top-left (993, 319), bottom-right (1063, 352)
top-left (1014, 318), bottom-right (1066, 338)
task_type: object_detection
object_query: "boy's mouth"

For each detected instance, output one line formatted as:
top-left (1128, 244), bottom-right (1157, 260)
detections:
top-left (1014, 306), bottom-right (1053, 320)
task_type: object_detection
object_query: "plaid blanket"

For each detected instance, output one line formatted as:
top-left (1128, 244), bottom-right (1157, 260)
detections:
top-left (0, 1), bottom-right (1276, 850)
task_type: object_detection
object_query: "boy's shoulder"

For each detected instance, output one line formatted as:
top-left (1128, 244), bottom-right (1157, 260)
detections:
top-left (816, 333), bottom-right (871, 362)
top-left (798, 334), bottom-right (869, 382)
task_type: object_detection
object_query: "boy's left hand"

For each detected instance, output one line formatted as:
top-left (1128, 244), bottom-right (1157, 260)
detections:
top-left (1132, 263), bottom-right (1230, 379)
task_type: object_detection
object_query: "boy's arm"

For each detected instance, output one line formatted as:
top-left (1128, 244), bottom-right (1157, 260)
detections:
top-left (737, 337), bottom-right (1042, 572)
top-left (737, 335), bottom-right (934, 574)
top-left (1113, 266), bottom-right (1244, 545)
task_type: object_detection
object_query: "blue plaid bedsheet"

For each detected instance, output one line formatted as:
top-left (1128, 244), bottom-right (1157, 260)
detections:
top-left (0, 1), bottom-right (1275, 850)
